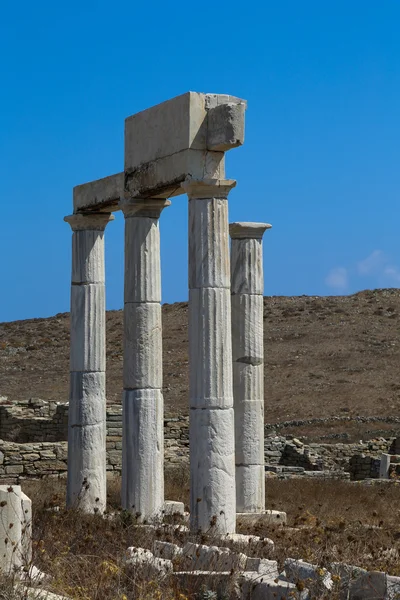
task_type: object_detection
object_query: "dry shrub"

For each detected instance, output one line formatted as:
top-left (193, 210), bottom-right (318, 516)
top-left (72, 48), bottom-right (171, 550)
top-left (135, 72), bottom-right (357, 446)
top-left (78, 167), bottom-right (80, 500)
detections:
top-left (17, 475), bottom-right (400, 599)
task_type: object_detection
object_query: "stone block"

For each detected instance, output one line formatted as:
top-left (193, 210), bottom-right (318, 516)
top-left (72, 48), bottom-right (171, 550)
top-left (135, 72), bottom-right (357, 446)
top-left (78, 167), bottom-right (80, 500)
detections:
top-left (235, 400), bottom-right (264, 465)
top-left (70, 284), bottom-right (105, 372)
top-left (69, 372), bottom-right (106, 427)
top-left (67, 421), bottom-right (106, 513)
top-left (122, 390), bottom-right (164, 519)
top-left (231, 294), bottom-right (264, 365)
top-left (0, 485), bottom-right (23, 574)
top-left (189, 408), bottom-right (235, 533)
top-left (163, 500), bottom-right (185, 517)
top-left (236, 465), bottom-right (265, 513)
top-left (348, 570), bottom-right (386, 599)
top-left (379, 453), bottom-right (390, 479)
top-left (188, 196), bottom-right (230, 289)
top-left (72, 230), bottom-right (105, 284)
top-left (182, 541), bottom-right (247, 571)
top-left (73, 172), bottom-right (124, 213)
top-left (284, 559), bottom-right (333, 592)
top-left (123, 302), bottom-right (162, 389)
top-left (233, 362), bottom-right (263, 404)
top-left (20, 491), bottom-right (32, 565)
top-left (239, 572), bottom-right (306, 600)
top-left (245, 558), bottom-right (279, 578)
top-left (189, 288), bottom-right (233, 408)
top-left (231, 236), bottom-right (267, 295)
top-left (207, 101), bottom-right (245, 151)
top-left (173, 571), bottom-right (235, 598)
top-left (125, 547), bottom-right (172, 578)
top-left (124, 217), bottom-right (161, 303)
top-left (124, 92), bottom-right (245, 199)
top-left (153, 541), bottom-right (183, 560)
top-left (237, 510), bottom-right (287, 528)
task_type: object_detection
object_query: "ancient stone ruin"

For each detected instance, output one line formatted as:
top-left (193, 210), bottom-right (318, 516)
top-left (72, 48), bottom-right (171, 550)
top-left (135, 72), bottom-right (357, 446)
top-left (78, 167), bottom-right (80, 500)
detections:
top-left (63, 92), bottom-right (274, 533)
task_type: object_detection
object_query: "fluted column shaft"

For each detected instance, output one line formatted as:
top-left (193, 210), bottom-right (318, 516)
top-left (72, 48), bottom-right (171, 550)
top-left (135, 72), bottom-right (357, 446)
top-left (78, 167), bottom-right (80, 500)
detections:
top-left (184, 179), bottom-right (236, 534)
top-left (120, 198), bottom-right (170, 521)
top-left (230, 222), bottom-right (271, 513)
top-left (64, 212), bottom-right (114, 513)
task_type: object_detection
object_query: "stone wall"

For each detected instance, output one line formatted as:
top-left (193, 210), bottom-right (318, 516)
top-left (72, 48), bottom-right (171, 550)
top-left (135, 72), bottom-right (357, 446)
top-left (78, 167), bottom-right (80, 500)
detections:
top-left (1, 399), bottom-right (398, 482)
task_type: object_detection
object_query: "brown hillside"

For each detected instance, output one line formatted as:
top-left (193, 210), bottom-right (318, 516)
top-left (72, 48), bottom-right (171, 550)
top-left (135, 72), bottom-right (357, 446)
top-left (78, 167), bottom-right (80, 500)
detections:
top-left (1, 289), bottom-right (400, 441)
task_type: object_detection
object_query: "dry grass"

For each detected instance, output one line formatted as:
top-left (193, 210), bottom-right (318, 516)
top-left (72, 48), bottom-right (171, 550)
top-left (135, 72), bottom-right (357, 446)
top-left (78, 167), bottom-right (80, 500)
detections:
top-left (1, 473), bottom-right (394, 599)
top-left (3, 290), bottom-right (400, 441)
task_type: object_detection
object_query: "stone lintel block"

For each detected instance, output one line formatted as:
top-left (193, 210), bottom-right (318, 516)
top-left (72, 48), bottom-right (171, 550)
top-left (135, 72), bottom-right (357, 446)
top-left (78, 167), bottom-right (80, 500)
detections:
top-left (231, 294), bottom-right (264, 364)
top-left (69, 372), bottom-right (106, 427)
top-left (73, 173), bottom-right (124, 213)
top-left (189, 288), bottom-right (233, 408)
top-left (236, 465), bottom-right (265, 513)
top-left (125, 91), bottom-right (245, 170)
top-left (0, 485), bottom-right (22, 573)
top-left (189, 196), bottom-right (230, 289)
top-left (190, 408), bottom-right (236, 534)
top-left (123, 302), bottom-right (162, 389)
top-left (67, 421), bottom-right (106, 513)
top-left (124, 216), bottom-right (162, 303)
top-left (70, 284), bottom-right (105, 372)
top-left (233, 362), bottom-right (263, 403)
top-left (71, 229), bottom-right (106, 284)
top-left (235, 400), bottom-right (264, 465)
top-left (122, 389), bottom-right (164, 519)
top-left (231, 237), bottom-right (268, 296)
top-left (125, 149), bottom-right (225, 199)
top-left (20, 491), bottom-right (32, 565)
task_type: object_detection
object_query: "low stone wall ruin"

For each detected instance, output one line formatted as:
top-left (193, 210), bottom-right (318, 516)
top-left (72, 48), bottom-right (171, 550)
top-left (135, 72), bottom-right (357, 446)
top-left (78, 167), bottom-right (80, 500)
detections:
top-left (1, 399), bottom-right (400, 483)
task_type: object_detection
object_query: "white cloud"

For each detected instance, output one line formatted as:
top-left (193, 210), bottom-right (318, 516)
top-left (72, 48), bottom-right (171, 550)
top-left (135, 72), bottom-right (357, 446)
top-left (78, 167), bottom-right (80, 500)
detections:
top-left (357, 250), bottom-right (386, 275)
top-left (384, 266), bottom-right (400, 284)
top-left (325, 267), bottom-right (348, 291)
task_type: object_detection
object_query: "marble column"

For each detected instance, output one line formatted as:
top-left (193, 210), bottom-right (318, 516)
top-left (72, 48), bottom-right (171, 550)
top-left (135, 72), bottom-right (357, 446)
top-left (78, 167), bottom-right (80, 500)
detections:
top-left (230, 222), bottom-right (271, 513)
top-left (64, 212), bottom-right (114, 513)
top-left (183, 179), bottom-right (236, 534)
top-left (0, 485), bottom-right (23, 574)
top-left (120, 198), bottom-right (170, 521)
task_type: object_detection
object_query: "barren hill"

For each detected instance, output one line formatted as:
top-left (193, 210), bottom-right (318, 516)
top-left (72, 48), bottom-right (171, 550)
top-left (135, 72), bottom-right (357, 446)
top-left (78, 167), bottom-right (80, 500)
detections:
top-left (1, 289), bottom-right (400, 441)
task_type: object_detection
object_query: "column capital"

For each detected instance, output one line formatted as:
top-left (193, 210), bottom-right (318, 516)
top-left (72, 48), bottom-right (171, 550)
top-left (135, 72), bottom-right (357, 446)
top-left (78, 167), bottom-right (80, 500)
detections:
top-left (119, 198), bottom-right (171, 218)
top-left (64, 213), bottom-right (114, 231)
top-left (182, 178), bottom-right (236, 200)
top-left (229, 222), bottom-right (272, 240)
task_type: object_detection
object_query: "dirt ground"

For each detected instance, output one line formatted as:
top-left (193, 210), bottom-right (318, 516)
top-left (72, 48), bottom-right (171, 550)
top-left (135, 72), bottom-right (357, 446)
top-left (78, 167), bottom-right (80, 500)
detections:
top-left (1, 289), bottom-right (400, 441)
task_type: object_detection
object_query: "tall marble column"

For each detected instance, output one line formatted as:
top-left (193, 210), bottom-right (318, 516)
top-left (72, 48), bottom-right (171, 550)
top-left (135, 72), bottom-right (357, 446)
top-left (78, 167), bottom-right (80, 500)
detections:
top-left (120, 198), bottom-right (170, 521)
top-left (183, 179), bottom-right (236, 534)
top-left (230, 222), bottom-right (271, 513)
top-left (64, 212), bottom-right (114, 513)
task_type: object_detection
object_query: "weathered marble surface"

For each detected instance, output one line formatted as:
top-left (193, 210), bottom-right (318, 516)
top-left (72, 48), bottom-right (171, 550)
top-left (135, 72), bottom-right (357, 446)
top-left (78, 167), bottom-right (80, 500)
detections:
top-left (0, 485), bottom-right (23, 573)
top-left (121, 199), bottom-right (168, 520)
top-left (121, 389), bottom-right (164, 520)
top-left (186, 180), bottom-right (236, 534)
top-left (65, 213), bottom-right (113, 513)
top-left (230, 222), bottom-right (271, 513)
top-left (125, 94), bottom-right (245, 199)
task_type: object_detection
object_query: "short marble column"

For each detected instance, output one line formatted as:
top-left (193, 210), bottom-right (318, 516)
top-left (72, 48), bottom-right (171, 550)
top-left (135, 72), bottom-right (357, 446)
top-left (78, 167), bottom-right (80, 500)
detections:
top-left (183, 179), bottom-right (236, 534)
top-left (64, 212), bottom-right (114, 513)
top-left (230, 222), bottom-right (271, 513)
top-left (120, 198), bottom-right (170, 521)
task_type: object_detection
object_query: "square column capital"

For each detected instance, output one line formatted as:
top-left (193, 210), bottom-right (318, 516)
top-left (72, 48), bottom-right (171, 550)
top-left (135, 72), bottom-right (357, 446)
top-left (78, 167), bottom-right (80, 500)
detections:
top-left (64, 213), bottom-right (114, 232)
top-left (183, 178), bottom-right (236, 200)
top-left (229, 222), bottom-right (272, 240)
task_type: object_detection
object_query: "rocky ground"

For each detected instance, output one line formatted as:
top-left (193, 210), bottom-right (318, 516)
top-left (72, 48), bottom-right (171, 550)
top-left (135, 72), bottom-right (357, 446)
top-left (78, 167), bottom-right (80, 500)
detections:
top-left (1, 289), bottom-right (400, 441)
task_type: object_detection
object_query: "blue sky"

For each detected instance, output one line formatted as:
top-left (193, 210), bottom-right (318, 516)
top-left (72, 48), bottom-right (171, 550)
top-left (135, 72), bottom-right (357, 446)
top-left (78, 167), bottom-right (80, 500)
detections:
top-left (1, 0), bottom-right (400, 322)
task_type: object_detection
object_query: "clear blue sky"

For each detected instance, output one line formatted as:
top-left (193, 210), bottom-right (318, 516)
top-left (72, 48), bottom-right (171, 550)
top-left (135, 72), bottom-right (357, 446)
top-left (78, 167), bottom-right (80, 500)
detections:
top-left (1, 0), bottom-right (400, 322)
